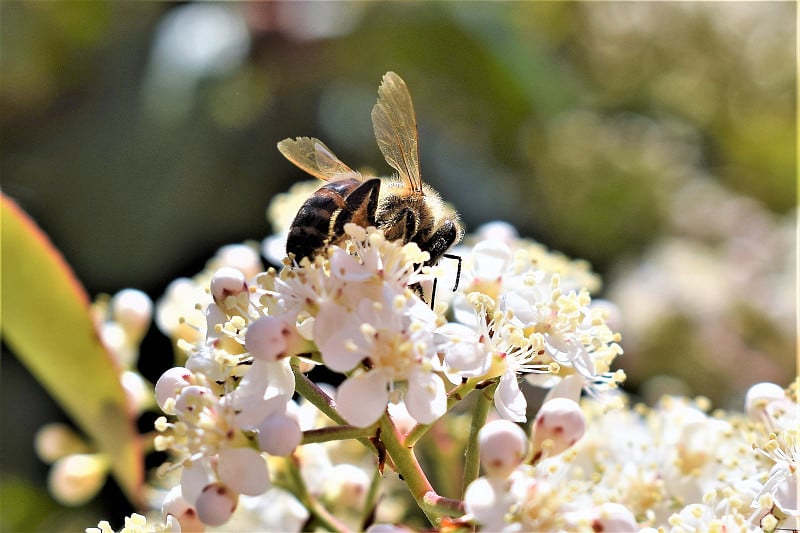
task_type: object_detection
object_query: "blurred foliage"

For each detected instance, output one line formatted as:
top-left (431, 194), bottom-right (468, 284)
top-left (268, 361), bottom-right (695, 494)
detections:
top-left (1, 1), bottom-right (795, 530)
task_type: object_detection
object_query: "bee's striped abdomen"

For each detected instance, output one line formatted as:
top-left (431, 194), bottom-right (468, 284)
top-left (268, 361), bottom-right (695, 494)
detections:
top-left (286, 179), bottom-right (360, 261)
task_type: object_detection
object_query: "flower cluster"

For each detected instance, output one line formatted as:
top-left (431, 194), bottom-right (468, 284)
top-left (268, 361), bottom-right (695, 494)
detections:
top-left (79, 184), bottom-right (795, 533)
top-left (133, 198), bottom-right (627, 530)
top-left (461, 381), bottom-right (799, 532)
top-left (437, 224), bottom-right (624, 422)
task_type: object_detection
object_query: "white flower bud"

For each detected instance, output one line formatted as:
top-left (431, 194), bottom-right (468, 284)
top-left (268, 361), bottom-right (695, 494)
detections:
top-left (111, 288), bottom-right (153, 342)
top-left (478, 419), bottom-right (528, 478)
top-left (245, 316), bottom-right (298, 361)
top-left (593, 502), bottom-right (638, 532)
top-left (174, 385), bottom-right (217, 424)
top-left (745, 382), bottom-right (786, 422)
top-left (214, 244), bottom-right (262, 279)
top-left (210, 267), bottom-right (248, 308)
top-left (324, 464), bottom-right (371, 510)
top-left (257, 412), bottom-right (302, 456)
top-left (195, 482), bottom-right (238, 527)
top-left (530, 397), bottom-right (585, 463)
top-left (47, 453), bottom-right (108, 506)
top-left (162, 485), bottom-right (205, 532)
top-left (217, 447), bottom-right (270, 496)
top-left (121, 370), bottom-right (151, 415)
top-left (155, 367), bottom-right (193, 414)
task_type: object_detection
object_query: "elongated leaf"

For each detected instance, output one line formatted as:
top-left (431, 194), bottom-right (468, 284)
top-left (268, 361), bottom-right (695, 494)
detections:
top-left (1, 194), bottom-right (143, 506)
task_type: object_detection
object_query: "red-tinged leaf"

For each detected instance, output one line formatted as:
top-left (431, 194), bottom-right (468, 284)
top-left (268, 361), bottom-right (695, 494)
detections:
top-left (0, 194), bottom-right (144, 507)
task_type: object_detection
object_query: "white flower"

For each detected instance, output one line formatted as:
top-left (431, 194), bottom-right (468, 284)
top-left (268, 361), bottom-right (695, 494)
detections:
top-left (436, 296), bottom-right (550, 422)
top-left (323, 288), bottom-right (445, 427)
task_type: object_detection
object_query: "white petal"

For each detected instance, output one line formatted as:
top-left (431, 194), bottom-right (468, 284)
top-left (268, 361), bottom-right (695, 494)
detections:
top-left (472, 240), bottom-right (512, 279)
top-left (405, 371), bottom-right (446, 425)
top-left (495, 370), bottom-right (527, 422)
top-left (542, 373), bottom-right (584, 404)
top-left (445, 341), bottom-right (489, 376)
top-left (452, 294), bottom-right (479, 327)
top-left (330, 248), bottom-right (373, 281)
top-left (266, 359), bottom-right (296, 398)
top-left (336, 371), bottom-right (389, 427)
top-left (314, 302), bottom-right (364, 372)
top-left (180, 458), bottom-right (214, 505)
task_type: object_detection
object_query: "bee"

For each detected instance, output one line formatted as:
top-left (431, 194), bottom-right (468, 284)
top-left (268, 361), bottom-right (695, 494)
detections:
top-left (278, 72), bottom-right (463, 273)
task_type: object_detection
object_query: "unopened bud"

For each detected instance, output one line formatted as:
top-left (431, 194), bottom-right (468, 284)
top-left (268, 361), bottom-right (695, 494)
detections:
top-left (210, 267), bottom-right (248, 310)
top-left (478, 419), bottom-right (528, 478)
top-left (195, 482), bottom-right (238, 527)
top-left (530, 397), bottom-right (585, 463)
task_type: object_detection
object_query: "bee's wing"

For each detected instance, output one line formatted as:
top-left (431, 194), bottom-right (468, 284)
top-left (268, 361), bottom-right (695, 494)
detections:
top-left (371, 72), bottom-right (421, 194)
top-left (277, 137), bottom-right (361, 182)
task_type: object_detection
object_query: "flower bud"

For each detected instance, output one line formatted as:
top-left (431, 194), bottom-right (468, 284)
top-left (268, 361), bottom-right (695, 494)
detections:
top-left (214, 244), bottom-right (262, 279)
top-left (210, 267), bottom-right (248, 310)
top-left (745, 382), bottom-right (786, 423)
top-left (245, 316), bottom-right (298, 361)
top-left (111, 288), bottom-right (153, 343)
top-left (48, 453), bottom-right (108, 506)
top-left (174, 385), bottom-right (215, 419)
top-left (195, 482), bottom-right (238, 527)
top-left (155, 367), bottom-right (194, 414)
top-left (592, 502), bottom-right (638, 532)
top-left (217, 447), bottom-right (270, 496)
top-left (478, 419), bottom-right (528, 478)
top-left (530, 397), bottom-right (585, 463)
top-left (324, 464), bottom-right (371, 510)
top-left (257, 412), bottom-right (302, 456)
top-left (162, 485), bottom-right (205, 532)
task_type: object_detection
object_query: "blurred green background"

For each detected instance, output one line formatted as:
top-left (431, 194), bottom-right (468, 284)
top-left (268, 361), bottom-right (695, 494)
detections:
top-left (1, 2), bottom-right (795, 530)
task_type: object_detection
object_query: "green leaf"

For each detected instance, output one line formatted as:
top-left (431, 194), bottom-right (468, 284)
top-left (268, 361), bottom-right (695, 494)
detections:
top-left (0, 194), bottom-right (144, 506)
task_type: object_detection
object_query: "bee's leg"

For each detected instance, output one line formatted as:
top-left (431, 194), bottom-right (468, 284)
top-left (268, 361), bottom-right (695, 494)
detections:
top-left (346, 178), bottom-right (381, 226)
top-left (380, 207), bottom-right (418, 244)
top-left (442, 253), bottom-right (462, 292)
top-left (333, 178), bottom-right (382, 235)
top-left (423, 220), bottom-right (459, 267)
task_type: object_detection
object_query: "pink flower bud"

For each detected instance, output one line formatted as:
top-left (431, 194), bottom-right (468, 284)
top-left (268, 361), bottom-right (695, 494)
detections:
top-left (195, 482), bottom-right (238, 527)
top-left (478, 419), bottom-right (528, 478)
top-left (162, 486), bottom-right (205, 532)
top-left (257, 412), bottom-right (302, 456)
top-left (530, 397), bottom-right (585, 463)
top-left (210, 267), bottom-right (248, 308)
top-left (155, 367), bottom-right (194, 414)
top-left (245, 316), bottom-right (297, 361)
top-left (217, 447), bottom-right (270, 496)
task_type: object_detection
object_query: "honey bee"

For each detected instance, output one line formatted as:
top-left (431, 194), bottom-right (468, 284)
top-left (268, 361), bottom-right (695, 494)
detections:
top-left (278, 72), bottom-right (463, 271)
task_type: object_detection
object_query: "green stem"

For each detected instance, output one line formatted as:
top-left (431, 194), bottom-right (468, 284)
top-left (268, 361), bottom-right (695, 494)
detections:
top-left (291, 358), bottom-right (347, 425)
top-left (462, 381), bottom-right (497, 498)
top-left (360, 462), bottom-right (383, 531)
top-left (379, 414), bottom-right (463, 526)
top-left (302, 425), bottom-right (376, 445)
top-left (404, 378), bottom-right (480, 447)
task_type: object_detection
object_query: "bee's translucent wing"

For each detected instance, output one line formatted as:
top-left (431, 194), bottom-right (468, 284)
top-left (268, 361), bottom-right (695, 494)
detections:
top-left (277, 137), bottom-right (361, 182)
top-left (371, 72), bottom-right (421, 194)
